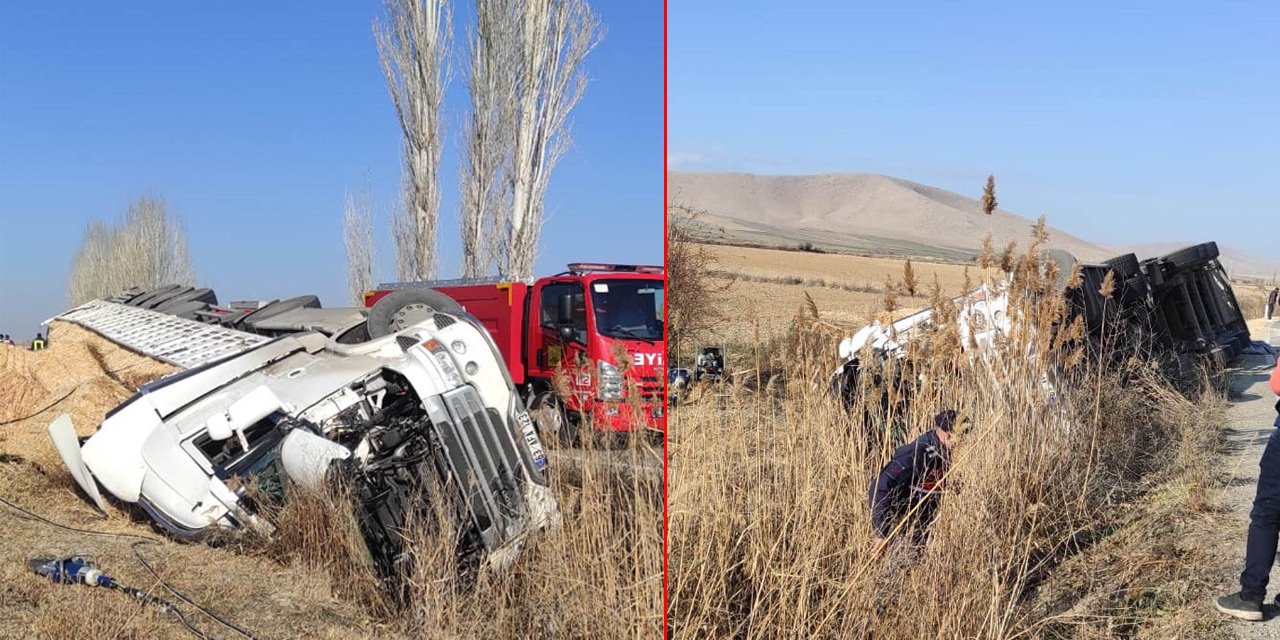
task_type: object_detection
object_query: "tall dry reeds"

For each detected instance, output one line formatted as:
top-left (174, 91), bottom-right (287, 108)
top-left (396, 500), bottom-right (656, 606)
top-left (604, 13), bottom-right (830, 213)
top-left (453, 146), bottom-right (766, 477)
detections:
top-left (240, 414), bottom-right (663, 637)
top-left (667, 229), bottom-right (1225, 638)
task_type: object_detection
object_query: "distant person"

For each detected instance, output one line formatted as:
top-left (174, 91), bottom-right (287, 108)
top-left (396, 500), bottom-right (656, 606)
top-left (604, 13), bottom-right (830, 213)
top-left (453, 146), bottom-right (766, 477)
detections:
top-left (31, 333), bottom-right (46, 351)
top-left (1267, 288), bottom-right (1278, 321)
top-left (869, 409), bottom-right (966, 554)
top-left (1216, 361), bottom-right (1280, 621)
top-left (0, 334), bottom-right (10, 346)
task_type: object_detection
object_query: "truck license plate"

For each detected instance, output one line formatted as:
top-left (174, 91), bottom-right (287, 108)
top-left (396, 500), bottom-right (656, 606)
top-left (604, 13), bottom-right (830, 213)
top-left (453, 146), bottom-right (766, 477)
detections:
top-left (516, 411), bottom-right (548, 471)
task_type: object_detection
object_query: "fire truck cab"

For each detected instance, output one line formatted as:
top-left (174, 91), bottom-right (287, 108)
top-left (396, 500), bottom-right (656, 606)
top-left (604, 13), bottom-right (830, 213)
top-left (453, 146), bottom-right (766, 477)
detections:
top-left (364, 263), bottom-right (665, 442)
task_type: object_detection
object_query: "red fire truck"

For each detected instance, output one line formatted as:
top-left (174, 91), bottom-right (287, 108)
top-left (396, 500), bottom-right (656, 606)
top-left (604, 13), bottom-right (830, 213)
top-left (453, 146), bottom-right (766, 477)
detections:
top-left (363, 263), bottom-right (665, 442)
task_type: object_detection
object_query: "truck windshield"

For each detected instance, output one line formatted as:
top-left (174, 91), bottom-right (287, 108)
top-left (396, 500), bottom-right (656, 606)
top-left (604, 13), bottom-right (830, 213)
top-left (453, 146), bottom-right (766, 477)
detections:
top-left (591, 279), bottom-right (664, 342)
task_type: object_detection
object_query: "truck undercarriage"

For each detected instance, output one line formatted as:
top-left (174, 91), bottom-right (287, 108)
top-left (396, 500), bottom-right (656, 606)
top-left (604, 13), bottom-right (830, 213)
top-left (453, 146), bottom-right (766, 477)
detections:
top-left (831, 242), bottom-right (1258, 416)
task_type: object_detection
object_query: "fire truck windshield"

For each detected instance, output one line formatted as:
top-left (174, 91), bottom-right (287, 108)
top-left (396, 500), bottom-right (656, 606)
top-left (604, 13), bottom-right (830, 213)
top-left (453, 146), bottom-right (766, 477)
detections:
top-left (590, 279), bottom-right (664, 342)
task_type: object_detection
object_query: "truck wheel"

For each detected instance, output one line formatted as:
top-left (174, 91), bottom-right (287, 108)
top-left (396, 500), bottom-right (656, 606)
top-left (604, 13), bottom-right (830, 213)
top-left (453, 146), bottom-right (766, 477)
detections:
top-left (367, 289), bottom-right (464, 339)
top-left (157, 300), bottom-right (208, 319)
top-left (530, 392), bottom-right (575, 447)
top-left (126, 285), bottom-right (181, 308)
top-left (1102, 253), bottom-right (1140, 280)
top-left (141, 286), bottom-right (195, 309)
top-left (1162, 242), bottom-right (1219, 270)
top-left (238, 295), bottom-right (322, 333)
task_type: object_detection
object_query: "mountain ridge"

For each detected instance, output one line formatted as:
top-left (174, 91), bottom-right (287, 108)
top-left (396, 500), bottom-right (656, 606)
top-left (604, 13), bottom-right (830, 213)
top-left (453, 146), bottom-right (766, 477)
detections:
top-left (670, 171), bottom-right (1279, 276)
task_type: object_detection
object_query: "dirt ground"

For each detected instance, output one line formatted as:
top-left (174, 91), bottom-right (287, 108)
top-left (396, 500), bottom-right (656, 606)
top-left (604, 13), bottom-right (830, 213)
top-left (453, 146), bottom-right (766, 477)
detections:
top-left (0, 321), bottom-right (664, 639)
top-left (0, 322), bottom-right (388, 639)
top-left (1210, 326), bottom-right (1280, 638)
top-left (689, 244), bottom-right (989, 350)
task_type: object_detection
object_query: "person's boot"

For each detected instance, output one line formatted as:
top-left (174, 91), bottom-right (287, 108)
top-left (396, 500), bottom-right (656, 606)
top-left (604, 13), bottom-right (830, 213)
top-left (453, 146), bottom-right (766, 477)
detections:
top-left (1216, 591), bottom-right (1264, 621)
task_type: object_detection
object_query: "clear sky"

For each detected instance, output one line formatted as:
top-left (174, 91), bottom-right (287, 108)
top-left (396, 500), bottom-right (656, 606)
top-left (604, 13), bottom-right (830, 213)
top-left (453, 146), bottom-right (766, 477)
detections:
top-left (670, 1), bottom-right (1277, 257)
top-left (0, 2), bottom-right (662, 337)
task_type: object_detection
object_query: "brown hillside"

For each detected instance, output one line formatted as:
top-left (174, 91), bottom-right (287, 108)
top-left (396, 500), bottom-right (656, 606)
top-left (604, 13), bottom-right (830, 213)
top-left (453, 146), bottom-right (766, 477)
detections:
top-left (671, 171), bottom-right (1116, 262)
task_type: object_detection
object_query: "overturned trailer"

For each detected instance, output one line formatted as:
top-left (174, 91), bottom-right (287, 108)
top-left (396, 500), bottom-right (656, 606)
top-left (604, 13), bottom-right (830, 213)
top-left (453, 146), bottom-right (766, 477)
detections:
top-left (46, 286), bottom-right (558, 589)
top-left (831, 241), bottom-right (1251, 402)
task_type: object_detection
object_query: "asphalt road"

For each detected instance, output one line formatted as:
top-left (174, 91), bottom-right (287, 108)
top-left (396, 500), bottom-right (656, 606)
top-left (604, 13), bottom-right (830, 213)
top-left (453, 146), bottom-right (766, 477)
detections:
top-left (1211, 322), bottom-right (1280, 637)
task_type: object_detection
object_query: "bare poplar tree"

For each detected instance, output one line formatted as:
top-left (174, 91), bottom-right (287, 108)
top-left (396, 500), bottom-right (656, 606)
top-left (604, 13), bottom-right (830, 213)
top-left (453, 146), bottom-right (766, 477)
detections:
top-left (376, 0), bottom-right (452, 280)
top-left (343, 187), bottom-right (376, 304)
top-left (667, 204), bottom-right (722, 356)
top-left (68, 196), bottom-right (195, 305)
top-left (389, 188), bottom-right (419, 280)
top-left (68, 221), bottom-right (113, 306)
top-left (500, 0), bottom-right (602, 279)
top-left (460, 0), bottom-right (518, 277)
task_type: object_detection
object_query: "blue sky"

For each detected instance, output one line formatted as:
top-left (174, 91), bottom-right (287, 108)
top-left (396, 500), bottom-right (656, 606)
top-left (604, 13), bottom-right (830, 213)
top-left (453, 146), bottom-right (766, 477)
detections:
top-left (670, 1), bottom-right (1277, 258)
top-left (0, 2), bottom-right (662, 336)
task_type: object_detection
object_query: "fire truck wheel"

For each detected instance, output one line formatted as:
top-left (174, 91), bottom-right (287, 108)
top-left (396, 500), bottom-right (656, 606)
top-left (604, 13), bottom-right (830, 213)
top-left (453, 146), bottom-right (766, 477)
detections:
top-left (367, 289), bottom-right (465, 339)
top-left (530, 392), bottom-right (575, 446)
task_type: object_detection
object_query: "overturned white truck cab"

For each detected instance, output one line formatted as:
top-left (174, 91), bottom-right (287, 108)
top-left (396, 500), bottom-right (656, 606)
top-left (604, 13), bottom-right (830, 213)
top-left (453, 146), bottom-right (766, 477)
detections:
top-left (48, 296), bottom-right (558, 586)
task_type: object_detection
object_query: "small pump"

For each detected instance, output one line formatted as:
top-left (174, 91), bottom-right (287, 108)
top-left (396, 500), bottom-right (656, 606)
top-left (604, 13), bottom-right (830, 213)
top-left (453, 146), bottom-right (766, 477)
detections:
top-left (29, 555), bottom-right (175, 612)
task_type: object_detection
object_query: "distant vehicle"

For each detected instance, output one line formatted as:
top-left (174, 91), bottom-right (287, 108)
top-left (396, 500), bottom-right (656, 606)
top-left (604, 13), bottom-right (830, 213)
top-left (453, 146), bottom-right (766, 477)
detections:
top-left (363, 263), bottom-right (666, 444)
top-left (47, 289), bottom-right (558, 590)
top-left (694, 346), bottom-right (726, 383)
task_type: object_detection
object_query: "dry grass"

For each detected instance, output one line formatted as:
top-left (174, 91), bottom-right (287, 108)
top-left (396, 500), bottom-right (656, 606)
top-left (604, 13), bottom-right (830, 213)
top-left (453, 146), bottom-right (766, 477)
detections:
top-left (0, 322), bottom-right (661, 638)
top-left (681, 244), bottom-right (999, 356)
top-left (668, 234), bottom-right (1230, 638)
top-left (1230, 278), bottom-right (1275, 321)
top-left (704, 244), bottom-right (978, 291)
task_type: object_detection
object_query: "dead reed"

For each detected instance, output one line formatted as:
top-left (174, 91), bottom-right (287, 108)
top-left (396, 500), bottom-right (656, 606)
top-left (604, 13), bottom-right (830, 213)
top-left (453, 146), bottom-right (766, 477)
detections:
top-left (667, 230), bottom-right (1226, 638)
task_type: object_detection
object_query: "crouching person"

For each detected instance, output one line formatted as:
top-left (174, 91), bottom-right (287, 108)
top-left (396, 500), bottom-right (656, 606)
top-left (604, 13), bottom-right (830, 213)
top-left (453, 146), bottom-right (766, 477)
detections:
top-left (1217, 361), bottom-right (1280, 621)
top-left (869, 409), bottom-right (964, 555)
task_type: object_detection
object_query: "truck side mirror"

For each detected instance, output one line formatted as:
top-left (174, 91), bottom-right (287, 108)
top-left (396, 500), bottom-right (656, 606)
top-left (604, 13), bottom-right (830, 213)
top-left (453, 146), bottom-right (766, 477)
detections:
top-left (557, 293), bottom-right (575, 342)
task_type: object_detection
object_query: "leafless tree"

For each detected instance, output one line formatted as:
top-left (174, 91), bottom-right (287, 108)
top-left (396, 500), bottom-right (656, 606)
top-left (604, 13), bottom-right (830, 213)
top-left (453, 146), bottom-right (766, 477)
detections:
top-left (498, 0), bottom-right (602, 279)
top-left (68, 196), bottom-right (195, 305)
top-left (667, 204), bottom-right (723, 358)
top-left (68, 221), bottom-right (113, 306)
top-left (376, 0), bottom-right (452, 280)
top-left (389, 188), bottom-right (419, 280)
top-left (343, 187), bottom-right (376, 304)
top-left (459, 0), bottom-right (518, 278)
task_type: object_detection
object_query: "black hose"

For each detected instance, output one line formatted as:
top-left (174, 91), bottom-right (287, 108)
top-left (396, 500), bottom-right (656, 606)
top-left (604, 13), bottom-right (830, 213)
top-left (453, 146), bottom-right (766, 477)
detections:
top-left (131, 542), bottom-right (261, 640)
top-left (0, 494), bottom-right (263, 640)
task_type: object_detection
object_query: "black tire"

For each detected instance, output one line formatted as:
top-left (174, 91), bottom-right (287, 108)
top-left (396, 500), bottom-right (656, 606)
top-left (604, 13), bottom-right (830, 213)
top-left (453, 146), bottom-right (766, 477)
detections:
top-left (1102, 253), bottom-right (1140, 279)
top-left (1163, 242), bottom-right (1219, 270)
top-left (238, 295), bottom-right (321, 332)
top-left (158, 300), bottom-right (208, 319)
top-left (366, 289), bottom-right (465, 339)
top-left (154, 287), bottom-right (217, 308)
top-left (127, 284), bottom-right (181, 307)
top-left (142, 286), bottom-right (195, 309)
top-left (108, 287), bottom-right (145, 304)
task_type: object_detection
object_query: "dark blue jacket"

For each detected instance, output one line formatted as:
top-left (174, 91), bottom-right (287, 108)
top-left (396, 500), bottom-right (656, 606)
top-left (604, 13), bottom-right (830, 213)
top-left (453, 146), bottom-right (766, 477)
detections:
top-left (868, 430), bottom-right (950, 537)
